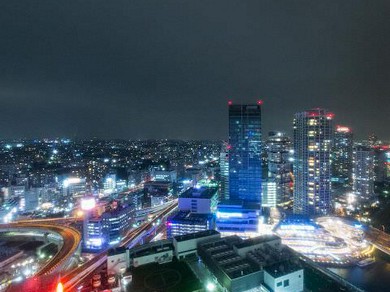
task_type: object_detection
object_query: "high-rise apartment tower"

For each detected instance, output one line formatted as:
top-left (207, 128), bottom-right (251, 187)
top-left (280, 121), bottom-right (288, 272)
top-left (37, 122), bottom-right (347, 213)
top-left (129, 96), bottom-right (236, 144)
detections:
top-left (293, 109), bottom-right (333, 215)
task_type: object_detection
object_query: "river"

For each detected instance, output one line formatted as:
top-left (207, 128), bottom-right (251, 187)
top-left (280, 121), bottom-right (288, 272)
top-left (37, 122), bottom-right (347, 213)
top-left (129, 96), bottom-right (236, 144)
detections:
top-left (328, 249), bottom-right (390, 291)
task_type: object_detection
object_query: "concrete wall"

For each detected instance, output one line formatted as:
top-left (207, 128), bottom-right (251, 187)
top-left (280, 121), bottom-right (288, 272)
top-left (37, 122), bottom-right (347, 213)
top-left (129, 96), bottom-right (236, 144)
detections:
top-left (179, 197), bottom-right (211, 214)
top-left (235, 238), bottom-right (281, 257)
top-left (133, 250), bottom-right (173, 267)
top-left (173, 233), bottom-right (220, 258)
top-left (107, 252), bottom-right (128, 275)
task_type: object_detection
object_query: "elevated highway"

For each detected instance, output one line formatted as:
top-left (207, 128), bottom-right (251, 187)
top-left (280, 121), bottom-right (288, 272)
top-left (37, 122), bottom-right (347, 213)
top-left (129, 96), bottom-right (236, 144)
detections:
top-left (61, 200), bottom-right (178, 291)
top-left (0, 222), bottom-right (81, 276)
top-left (4, 200), bottom-right (177, 291)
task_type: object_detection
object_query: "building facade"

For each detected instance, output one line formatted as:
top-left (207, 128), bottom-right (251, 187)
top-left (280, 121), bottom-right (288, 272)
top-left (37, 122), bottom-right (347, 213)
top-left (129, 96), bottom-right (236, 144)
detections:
top-left (220, 146), bottom-right (230, 201)
top-left (352, 146), bottom-right (375, 202)
top-left (332, 126), bottom-right (353, 185)
top-left (266, 132), bottom-right (292, 204)
top-left (228, 102), bottom-right (262, 204)
top-left (293, 109), bottom-right (333, 215)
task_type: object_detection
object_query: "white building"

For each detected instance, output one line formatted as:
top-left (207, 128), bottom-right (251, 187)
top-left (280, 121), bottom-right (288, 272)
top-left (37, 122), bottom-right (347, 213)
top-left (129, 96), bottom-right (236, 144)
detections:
top-left (262, 180), bottom-right (277, 208)
top-left (107, 247), bottom-right (128, 275)
top-left (263, 262), bottom-right (304, 292)
top-left (129, 240), bottom-right (174, 268)
top-left (173, 230), bottom-right (220, 259)
top-left (178, 187), bottom-right (218, 214)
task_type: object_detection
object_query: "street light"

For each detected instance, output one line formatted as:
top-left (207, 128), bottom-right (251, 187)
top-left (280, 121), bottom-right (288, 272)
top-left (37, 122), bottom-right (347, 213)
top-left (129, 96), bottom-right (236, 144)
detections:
top-left (206, 282), bottom-right (216, 291)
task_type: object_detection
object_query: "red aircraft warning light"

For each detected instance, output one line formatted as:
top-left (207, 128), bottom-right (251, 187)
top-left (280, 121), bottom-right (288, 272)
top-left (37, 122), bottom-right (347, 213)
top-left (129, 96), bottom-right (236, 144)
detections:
top-left (228, 100), bottom-right (233, 106)
top-left (326, 112), bottom-right (335, 119)
top-left (257, 100), bottom-right (263, 105)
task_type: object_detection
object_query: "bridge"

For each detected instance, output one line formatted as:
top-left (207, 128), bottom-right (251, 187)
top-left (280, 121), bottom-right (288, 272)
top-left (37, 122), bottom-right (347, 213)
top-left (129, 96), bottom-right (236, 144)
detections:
top-left (365, 226), bottom-right (390, 256)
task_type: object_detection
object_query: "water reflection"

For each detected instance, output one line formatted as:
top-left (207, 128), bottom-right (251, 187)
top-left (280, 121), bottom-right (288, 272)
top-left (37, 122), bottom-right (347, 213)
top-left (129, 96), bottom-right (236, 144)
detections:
top-left (329, 249), bottom-right (390, 291)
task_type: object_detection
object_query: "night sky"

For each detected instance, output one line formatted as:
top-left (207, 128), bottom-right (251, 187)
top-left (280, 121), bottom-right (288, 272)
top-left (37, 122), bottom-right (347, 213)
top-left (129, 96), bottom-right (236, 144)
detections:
top-left (0, 1), bottom-right (389, 140)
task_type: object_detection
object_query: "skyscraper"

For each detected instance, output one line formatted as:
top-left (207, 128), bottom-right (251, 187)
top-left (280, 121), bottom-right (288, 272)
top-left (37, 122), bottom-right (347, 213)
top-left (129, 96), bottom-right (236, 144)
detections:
top-left (332, 126), bottom-right (353, 185)
top-left (266, 131), bottom-right (293, 204)
top-left (353, 146), bottom-right (375, 202)
top-left (228, 101), bottom-right (262, 204)
top-left (220, 144), bottom-right (230, 201)
top-left (373, 145), bottom-right (390, 183)
top-left (293, 109), bottom-right (333, 215)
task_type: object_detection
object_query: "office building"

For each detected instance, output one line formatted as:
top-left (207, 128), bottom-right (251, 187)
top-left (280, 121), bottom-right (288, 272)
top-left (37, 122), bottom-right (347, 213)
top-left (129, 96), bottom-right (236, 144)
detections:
top-left (293, 109), bottom-right (333, 215)
top-left (373, 145), bottom-right (390, 183)
top-left (62, 177), bottom-right (86, 198)
top-left (85, 217), bottom-right (105, 250)
top-left (220, 146), bottom-right (229, 201)
top-left (103, 173), bottom-right (117, 194)
top-left (266, 132), bottom-right (292, 203)
top-left (166, 211), bottom-right (215, 238)
top-left (216, 201), bottom-right (261, 235)
top-left (262, 179), bottom-right (277, 208)
top-left (332, 126), bottom-right (353, 185)
top-left (83, 200), bottom-right (134, 250)
top-left (151, 169), bottom-right (177, 183)
top-left (352, 146), bottom-right (375, 202)
top-left (102, 202), bottom-right (134, 245)
top-left (166, 186), bottom-right (218, 238)
top-left (178, 186), bottom-right (219, 214)
top-left (228, 102), bottom-right (262, 204)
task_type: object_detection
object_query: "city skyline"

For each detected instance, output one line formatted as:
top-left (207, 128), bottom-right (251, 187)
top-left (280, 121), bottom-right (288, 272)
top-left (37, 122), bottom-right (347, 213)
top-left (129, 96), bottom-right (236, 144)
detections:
top-left (1, 1), bottom-right (390, 140)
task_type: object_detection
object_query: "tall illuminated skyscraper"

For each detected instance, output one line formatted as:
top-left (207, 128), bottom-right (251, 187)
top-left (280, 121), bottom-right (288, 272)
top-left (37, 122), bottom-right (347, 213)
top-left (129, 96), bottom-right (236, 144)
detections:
top-left (353, 146), bottom-right (374, 202)
top-left (332, 125), bottom-right (353, 184)
top-left (266, 131), bottom-right (293, 204)
top-left (228, 101), bottom-right (262, 204)
top-left (293, 109), bottom-right (333, 215)
top-left (220, 144), bottom-right (229, 201)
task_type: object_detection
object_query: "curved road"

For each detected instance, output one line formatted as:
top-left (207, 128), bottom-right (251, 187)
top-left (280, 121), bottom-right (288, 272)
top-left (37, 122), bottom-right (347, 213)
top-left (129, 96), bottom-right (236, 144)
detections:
top-left (0, 221), bottom-right (81, 280)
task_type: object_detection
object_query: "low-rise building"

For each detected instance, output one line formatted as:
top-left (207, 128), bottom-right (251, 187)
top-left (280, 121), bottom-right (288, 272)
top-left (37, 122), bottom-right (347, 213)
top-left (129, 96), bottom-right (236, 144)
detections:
top-left (263, 261), bottom-right (304, 292)
top-left (216, 201), bottom-right (261, 235)
top-left (173, 229), bottom-right (220, 259)
top-left (107, 247), bottom-right (128, 275)
top-left (178, 186), bottom-right (219, 214)
top-left (166, 211), bottom-right (215, 238)
top-left (129, 240), bottom-right (174, 268)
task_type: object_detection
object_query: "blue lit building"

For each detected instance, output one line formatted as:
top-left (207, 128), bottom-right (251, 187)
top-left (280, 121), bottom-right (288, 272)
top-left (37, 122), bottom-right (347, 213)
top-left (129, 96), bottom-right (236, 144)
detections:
top-left (228, 102), bottom-right (262, 204)
top-left (102, 202), bottom-right (134, 245)
top-left (84, 201), bottom-right (134, 250)
top-left (216, 201), bottom-right (261, 234)
top-left (293, 109), bottom-right (333, 215)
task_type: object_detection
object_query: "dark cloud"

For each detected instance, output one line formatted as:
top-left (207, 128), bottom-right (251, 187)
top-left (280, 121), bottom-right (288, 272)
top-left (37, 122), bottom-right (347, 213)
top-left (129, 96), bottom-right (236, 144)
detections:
top-left (0, 0), bottom-right (389, 140)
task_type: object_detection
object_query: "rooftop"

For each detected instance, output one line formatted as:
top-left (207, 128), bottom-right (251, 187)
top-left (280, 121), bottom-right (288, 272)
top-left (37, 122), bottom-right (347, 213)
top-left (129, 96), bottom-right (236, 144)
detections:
top-left (174, 229), bottom-right (220, 242)
top-left (265, 260), bottom-right (302, 278)
top-left (180, 186), bottom-right (218, 199)
top-left (217, 200), bottom-right (261, 211)
top-left (108, 246), bottom-right (127, 256)
top-left (131, 242), bottom-right (174, 258)
top-left (198, 237), bottom-right (259, 279)
top-left (168, 211), bottom-right (214, 224)
top-left (234, 235), bottom-right (280, 249)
